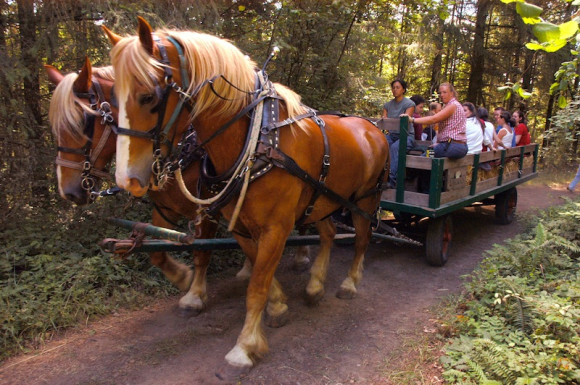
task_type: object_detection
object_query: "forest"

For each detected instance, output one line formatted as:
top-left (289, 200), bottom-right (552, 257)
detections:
top-left (1, 0), bottom-right (580, 363)
top-left (0, 0), bottom-right (579, 218)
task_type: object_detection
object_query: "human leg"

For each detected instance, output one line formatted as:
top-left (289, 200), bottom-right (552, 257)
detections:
top-left (433, 142), bottom-right (468, 159)
top-left (569, 164), bottom-right (580, 191)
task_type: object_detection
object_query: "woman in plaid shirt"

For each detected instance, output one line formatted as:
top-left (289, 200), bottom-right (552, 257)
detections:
top-left (402, 83), bottom-right (468, 159)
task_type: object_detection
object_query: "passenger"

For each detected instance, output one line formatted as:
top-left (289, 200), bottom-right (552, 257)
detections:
top-left (493, 106), bottom-right (506, 134)
top-left (421, 102), bottom-right (441, 144)
top-left (495, 111), bottom-right (514, 149)
top-left (382, 79), bottom-right (416, 187)
top-left (410, 95), bottom-right (426, 140)
top-left (512, 110), bottom-right (531, 146)
top-left (401, 82), bottom-right (467, 159)
top-left (463, 102), bottom-right (484, 154)
top-left (477, 107), bottom-right (497, 151)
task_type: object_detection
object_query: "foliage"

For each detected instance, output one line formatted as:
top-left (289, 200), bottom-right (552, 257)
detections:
top-left (440, 199), bottom-right (580, 384)
top-left (542, 95), bottom-right (580, 167)
top-left (0, 194), bottom-right (243, 361)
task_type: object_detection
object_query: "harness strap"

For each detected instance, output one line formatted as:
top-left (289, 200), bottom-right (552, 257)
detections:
top-left (254, 142), bottom-right (379, 225)
top-left (55, 157), bottom-right (111, 180)
top-left (295, 114), bottom-right (331, 226)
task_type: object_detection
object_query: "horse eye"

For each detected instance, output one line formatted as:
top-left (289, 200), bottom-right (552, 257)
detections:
top-left (139, 94), bottom-right (156, 106)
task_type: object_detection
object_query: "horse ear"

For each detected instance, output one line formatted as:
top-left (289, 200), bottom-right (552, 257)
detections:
top-left (44, 64), bottom-right (64, 86)
top-left (137, 16), bottom-right (154, 55)
top-left (73, 57), bottom-right (92, 94)
top-left (102, 25), bottom-right (122, 46)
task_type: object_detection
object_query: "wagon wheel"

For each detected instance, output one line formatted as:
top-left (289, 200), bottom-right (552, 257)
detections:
top-left (425, 215), bottom-right (453, 266)
top-left (495, 187), bottom-right (517, 225)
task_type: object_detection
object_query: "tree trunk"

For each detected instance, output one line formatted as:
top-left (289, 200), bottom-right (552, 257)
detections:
top-left (466, 0), bottom-right (491, 105)
top-left (17, 0), bottom-right (42, 126)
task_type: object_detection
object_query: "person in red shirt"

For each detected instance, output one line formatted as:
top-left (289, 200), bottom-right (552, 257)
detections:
top-left (513, 110), bottom-right (531, 146)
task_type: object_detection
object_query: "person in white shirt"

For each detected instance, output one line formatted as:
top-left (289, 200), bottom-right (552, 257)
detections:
top-left (477, 107), bottom-right (497, 151)
top-left (495, 111), bottom-right (514, 149)
top-left (462, 102), bottom-right (484, 154)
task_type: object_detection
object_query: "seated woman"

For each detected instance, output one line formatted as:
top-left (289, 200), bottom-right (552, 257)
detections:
top-left (495, 111), bottom-right (514, 149)
top-left (401, 82), bottom-right (467, 159)
top-left (463, 102), bottom-right (484, 154)
top-left (421, 102), bottom-right (441, 144)
top-left (477, 107), bottom-right (497, 151)
top-left (382, 79), bottom-right (415, 187)
top-left (513, 110), bottom-right (531, 146)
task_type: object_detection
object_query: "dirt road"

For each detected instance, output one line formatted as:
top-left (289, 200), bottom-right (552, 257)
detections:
top-left (0, 184), bottom-right (570, 385)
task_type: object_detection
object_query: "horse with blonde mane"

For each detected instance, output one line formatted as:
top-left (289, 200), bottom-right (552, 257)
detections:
top-left (103, 18), bottom-right (389, 379)
top-left (45, 58), bottom-right (311, 319)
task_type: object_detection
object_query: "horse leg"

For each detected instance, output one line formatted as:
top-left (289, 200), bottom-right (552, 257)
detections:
top-left (336, 202), bottom-right (375, 299)
top-left (235, 257), bottom-right (253, 280)
top-left (150, 210), bottom-right (193, 292)
top-left (178, 218), bottom-right (218, 317)
top-left (234, 236), bottom-right (289, 328)
top-left (218, 225), bottom-right (291, 379)
top-left (292, 227), bottom-right (311, 272)
top-left (304, 218), bottom-right (336, 305)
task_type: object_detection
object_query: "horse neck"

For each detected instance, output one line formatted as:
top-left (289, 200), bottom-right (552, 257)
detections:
top-left (196, 115), bottom-right (250, 175)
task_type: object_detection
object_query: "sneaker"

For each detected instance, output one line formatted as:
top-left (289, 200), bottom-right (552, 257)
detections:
top-left (567, 186), bottom-right (574, 192)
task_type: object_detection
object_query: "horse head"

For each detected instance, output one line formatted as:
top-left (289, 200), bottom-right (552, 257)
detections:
top-left (45, 57), bottom-right (117, 205)
top-left (104, 17), bottom-right (258, 197)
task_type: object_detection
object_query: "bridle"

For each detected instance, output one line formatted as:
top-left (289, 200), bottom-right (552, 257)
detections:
top-left (112, 34), bottom-right (260, 189)
top-left (55, 76), bottom-right (116, 197)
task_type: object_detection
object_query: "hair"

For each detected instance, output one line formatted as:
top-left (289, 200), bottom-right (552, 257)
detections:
top-left (463, 102), bottom-right (485, 130)
top-left (410, 94), bottom-right (425, 106)
top-left (110, 29), bottom-right (307, 131)
top-left (513, 110), bottom-right (527, 125)
top-left (48, 66), bottom-right (115, 144)
top-left (391, 79), bottom-right (408, 93)
top-left (429, 102), bottom-right (441, 112)
top-left (439, 82), bottom-right (457, 99)
top-left (494, 106), bottom-right (505, 113)
top-left (477, 107), bottom-right (489, 121)
top-left (500, 110), bottom-right (514, 127)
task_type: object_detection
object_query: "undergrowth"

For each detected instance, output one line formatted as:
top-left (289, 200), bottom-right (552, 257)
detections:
top-left (440, 198), bottom-right (580, 384)
top-left (0, 194), bottom-right (243, 361)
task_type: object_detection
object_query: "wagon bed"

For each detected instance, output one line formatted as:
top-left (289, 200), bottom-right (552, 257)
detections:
top-left (377, 117), bottom-right (538, 265)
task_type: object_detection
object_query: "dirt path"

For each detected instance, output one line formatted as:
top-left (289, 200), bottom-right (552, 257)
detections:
top-left (0, 184), bottom-right (571, 385)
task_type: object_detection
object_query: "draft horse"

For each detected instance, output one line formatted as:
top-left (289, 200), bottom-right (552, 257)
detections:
top-left (45, 58), bottom-right (311, 317)
top-left (104, 18), bottom-right (389, 378)
top-left (45, 58), bottom-right (217, 316)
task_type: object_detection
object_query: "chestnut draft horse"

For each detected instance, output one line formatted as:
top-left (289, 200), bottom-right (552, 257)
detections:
top-left (45, 58), bottom-right (311, 317)
top-left (104, 18), bottom-right (389, 378)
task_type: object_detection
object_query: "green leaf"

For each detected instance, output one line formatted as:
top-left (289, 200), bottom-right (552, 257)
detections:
top-left (500, 0), bottom-right (524, 3)
top-left (525, 42), bottom-right (545, 51)
top-left (505, 89), bottom-right (512, 100)
top-left (559, 20), bottom-right (579, 40)
top-left (558, 95), bottom-right (568, 108)
top-left (516, 2), bottom-right (543, 24)
top-left (532, 22), bottom-right (561, 43)
top-left (549, 82), bottom-right (559, 94)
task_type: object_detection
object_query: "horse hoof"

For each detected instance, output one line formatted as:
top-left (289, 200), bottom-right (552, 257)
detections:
top-left (292, 259), bottom-right (310, 273)
top-left (304, 289), bottom-right (325, 306)
top-left (177, 305), bottom-right (203, 318)
top-left (215, 362), bottom-right (251, 382)
top-left (336, 287), bottom-right (356, 299)
top-left (264, 310), bottom-right (289, 328)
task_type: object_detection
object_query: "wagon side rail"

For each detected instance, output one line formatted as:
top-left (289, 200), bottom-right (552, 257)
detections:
top-left (378, 117), bottom-right (539, 218)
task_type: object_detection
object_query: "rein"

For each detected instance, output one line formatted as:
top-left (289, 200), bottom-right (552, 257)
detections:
top-left (56, 76), bottom-right (115, 195)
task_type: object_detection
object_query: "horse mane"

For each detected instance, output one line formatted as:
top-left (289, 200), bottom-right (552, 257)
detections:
top-left (111, 28), bottom-right (308, 131)
top-left (49, 66), bottom-right (115, 143)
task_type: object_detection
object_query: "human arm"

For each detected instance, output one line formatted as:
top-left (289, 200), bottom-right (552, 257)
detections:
top-left (382, 108), bottom-right (387, 118)
top-left (495, 128), bottom-right (507, 149)
top-left (402, 102), bottom-right (455, 126)
top-left (404, 105), bottom-right (415, 117)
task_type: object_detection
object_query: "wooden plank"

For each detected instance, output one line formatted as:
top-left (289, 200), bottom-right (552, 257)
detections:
top-left (445, 166), bottom-right (467, 190)
top-left (406, 155), bottom-right (433, 170)
top-left (474, 178), bottom-right (499, 194)
top-left (381, 189), bottom-right (429, 207)
top-left (440, 186), bottom-right (471, 204)
top-left (376, 117), bottom-right (401, 133)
